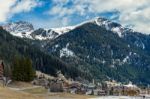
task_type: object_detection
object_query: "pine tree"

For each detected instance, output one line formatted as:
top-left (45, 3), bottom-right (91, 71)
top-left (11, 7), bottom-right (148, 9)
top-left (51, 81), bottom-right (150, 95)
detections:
top-left (25, 57), bottom-right (35, 81)
top-left (12, 56), bottom-right (20, 81)
top-left (12, 56), bottom-right (35, 82)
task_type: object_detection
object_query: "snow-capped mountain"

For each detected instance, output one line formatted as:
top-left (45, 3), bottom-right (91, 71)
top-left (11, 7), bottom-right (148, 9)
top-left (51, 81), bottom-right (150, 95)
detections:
top-left (51, 26), bottom-right (75, 35)
top-left (2, 17), bottom-right (134, 40)
top-left (1, 17), bottom-right (150, 85)
top-left (3, 17), bottom-right (147, 49)
top-left (3, 21), bottom-right (34, 33)
top-left (91, 17), bottom-right (134, 37)
top-left (31, 28), bottom-right (58, 40)
top-left (2, 21), bottom-right (75, 40)
top-left (1, 17), bottom-right (148, 51)
top-left (3, 21), bottom-right (34, 38)
top-left (41, 17), bottom-right (150, 85)
top-left (31, 26), bottom-right (76, 40)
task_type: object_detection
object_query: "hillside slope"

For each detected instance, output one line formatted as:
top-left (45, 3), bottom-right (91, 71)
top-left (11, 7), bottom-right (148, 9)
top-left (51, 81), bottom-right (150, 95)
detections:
top-left (2, 17), bottom-right (150, 86)
top-left (43, 22), bottom-right (150, 85)
top-left (0, 28), bottom-right (81, 78)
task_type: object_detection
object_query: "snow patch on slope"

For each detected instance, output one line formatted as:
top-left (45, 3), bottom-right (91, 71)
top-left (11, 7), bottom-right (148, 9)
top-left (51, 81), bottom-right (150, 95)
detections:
top-left (51, 26), bottom-right (75, 35)
top-left (10, 31), bottom-right (33, 39)
top-left (32, 29), bottom-right (59, 40)
top-left (93, 17), bottom-right (125, 37)
top-left (112, 27), bottom-right (123, 37)
top-left (60, 43), bottom-right (75, 58)
top-left (123, 56), bottom-right (129, 63)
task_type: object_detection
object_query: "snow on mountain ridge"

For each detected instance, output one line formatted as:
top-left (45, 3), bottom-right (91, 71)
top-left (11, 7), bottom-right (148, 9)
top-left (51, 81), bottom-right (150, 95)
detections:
top-left (3, 21), bottom-right (34, 33)
top-left (3, 21), bottom-right (34, 39)
top-left (51, 26), bottom-right (75, 35)
top-left (2, 21), bottom-right (76, 40)
top-left (2, 17), bottom-right (136, 40)
top-left (93, 17), bottom-right (127, 37)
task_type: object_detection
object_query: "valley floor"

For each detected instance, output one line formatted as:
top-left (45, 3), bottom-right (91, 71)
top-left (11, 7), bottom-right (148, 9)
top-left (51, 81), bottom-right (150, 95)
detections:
top-left (90, 96), bottom-right (150, 99)
top-left (1, 82), bottom-right (150, 99)
top-left (0, 82), bottom-right (94, 99)
top-left (0, 86), bottom-right (43, 99)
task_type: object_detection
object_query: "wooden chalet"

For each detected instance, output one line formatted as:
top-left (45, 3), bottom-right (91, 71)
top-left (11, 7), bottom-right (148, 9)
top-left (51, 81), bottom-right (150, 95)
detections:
top-left (49, 78), bottom-right (64, 92)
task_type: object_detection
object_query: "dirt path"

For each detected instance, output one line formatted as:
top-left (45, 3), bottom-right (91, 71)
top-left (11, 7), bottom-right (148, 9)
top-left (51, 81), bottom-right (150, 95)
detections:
top-left (8, 86), bottom-right (42, 91)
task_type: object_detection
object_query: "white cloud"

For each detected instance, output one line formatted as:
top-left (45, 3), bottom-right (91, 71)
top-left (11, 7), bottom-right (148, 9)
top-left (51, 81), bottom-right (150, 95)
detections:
top-left (27, 16), bottom-right (71, 29)
top-left (50, 6), bottom-right (75, 17)
top-left (0, 0), bottom-right (41, 23)
top-left (49, 0), bottom-right (150, 34)
top-left (0, 0), bottom-right (16, 22)
top-left (12, 0), bottom-right (42, 13)
top-left (1, 0), bottom-right (149, 33)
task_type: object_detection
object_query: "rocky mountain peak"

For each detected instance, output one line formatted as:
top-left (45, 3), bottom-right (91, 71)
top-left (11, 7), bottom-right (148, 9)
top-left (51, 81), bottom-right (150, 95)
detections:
top-left (3, 21), bottom-right (34, 33)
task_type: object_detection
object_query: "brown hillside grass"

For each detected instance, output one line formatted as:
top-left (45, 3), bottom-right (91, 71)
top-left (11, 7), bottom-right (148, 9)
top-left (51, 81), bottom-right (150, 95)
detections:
top-left (0, 86), bottom-right (44, 99)
top-left (0, 82), bottom-right (95, 99)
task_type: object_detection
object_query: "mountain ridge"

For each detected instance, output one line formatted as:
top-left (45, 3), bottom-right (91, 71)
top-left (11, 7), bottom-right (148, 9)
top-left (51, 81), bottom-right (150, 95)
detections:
top-left (40, 21), bottom-right (150, 85)
top-left (1, 17), bottom-right (150, 85)
top-left (3, 17), bottom-right (148, 41)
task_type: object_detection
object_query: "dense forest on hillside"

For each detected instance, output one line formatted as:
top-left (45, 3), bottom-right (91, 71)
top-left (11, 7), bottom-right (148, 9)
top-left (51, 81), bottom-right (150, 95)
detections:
top-left (43, 23), bottom-right (150, 86)
top-left (0, 28), bottom-right (82, 79)
top-left (1, 22), bottom-right (150, 86)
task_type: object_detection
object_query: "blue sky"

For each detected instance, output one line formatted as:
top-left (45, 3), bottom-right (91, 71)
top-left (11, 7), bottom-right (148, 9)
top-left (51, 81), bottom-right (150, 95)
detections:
top-left (0, 0), bottom-right (150, 34)
top-left (9, 0), bottom-right (119, 28)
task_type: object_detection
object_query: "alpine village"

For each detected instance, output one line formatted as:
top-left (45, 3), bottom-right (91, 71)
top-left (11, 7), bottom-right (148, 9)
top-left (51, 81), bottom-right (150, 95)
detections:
top-left (0, 23), bottom-right (150, 98)
top-left (1, 1), bottom-right (150, 98)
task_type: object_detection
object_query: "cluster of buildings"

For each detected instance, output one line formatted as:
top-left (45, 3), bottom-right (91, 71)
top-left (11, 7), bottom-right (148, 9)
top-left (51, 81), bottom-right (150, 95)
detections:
top-left (103, 80), bottom-right (140, 96)
top-left (32, 71), bottom-right (150, 96)
top-left (0, 59), bottom-right (150, 97)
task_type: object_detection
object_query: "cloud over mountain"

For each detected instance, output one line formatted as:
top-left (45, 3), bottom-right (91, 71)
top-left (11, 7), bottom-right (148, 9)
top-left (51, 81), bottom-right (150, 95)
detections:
top-left (0, 0), bottom-right (42, 22)
top-left (0, 0), bottom-right (149, 34)
top-left (49, 0), bottom-right (150, 33)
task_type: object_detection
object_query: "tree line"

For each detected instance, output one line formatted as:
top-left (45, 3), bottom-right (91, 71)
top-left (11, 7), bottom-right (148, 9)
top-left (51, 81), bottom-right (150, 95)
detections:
top-left (12, 56), bottom-right (35, 82)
